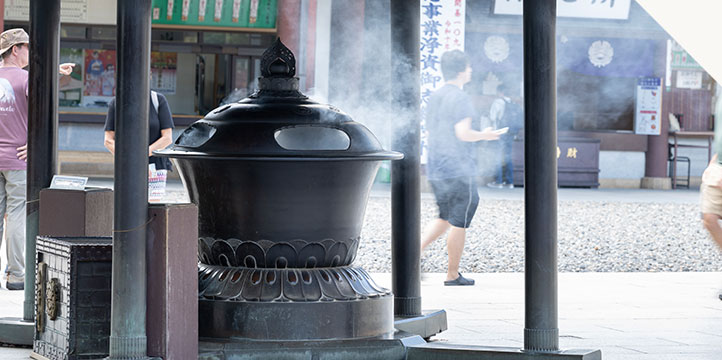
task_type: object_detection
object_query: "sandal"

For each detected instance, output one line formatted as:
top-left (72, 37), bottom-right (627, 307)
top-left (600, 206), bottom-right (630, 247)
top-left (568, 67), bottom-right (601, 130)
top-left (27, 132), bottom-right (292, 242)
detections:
top-left (444, 273), bottom-right (475, 286)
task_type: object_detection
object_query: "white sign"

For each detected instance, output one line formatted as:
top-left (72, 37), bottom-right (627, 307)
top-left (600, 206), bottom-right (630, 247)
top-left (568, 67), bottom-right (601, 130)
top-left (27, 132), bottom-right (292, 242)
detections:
top-left (676, 70), bottom-right (703, 89)
top-left (420, 0), bottom-right (466, 164)
top-left (493, 0), bottom-right (631, 20)
top-left (634, 78), bottom-right (663, 135)
top-left (4, 0), bottom-right (88, 23)
top-left (49, 175), bottom-right (88, 190)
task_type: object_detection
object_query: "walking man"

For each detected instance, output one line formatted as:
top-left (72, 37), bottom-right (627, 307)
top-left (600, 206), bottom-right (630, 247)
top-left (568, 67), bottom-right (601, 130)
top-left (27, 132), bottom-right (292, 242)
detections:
top-left (0, 28), bottom-right (72, 290)
top-left (421, 50), bottom-right (502, 286)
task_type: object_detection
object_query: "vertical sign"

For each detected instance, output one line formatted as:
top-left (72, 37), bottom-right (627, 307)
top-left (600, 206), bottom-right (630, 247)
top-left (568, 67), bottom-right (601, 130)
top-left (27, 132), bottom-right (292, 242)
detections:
top-left (634, 78), bottom-right (663, 135)
top-left (420, 0), bottom-right (465, 163)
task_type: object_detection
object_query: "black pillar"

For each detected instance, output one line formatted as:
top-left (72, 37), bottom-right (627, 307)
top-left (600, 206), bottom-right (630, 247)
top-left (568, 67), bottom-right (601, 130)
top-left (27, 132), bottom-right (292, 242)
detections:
top-left (26, 0), bottom-right (60, 321)
top-left (109, 0), bottom-right (151, 358)
top-left (523, 0), bottom-right (559, 353)
top-left (390, 0), bottom-right (421, 317)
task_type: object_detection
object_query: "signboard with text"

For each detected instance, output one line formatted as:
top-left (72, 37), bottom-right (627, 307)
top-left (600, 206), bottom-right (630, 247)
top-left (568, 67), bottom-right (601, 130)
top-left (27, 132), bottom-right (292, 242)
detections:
top-left (634, 78), bottom-right (663, 135)
top-left (420, 0), bottom-right (466, 164)
top-left (4, 0), bottom-right (88, 22)
top-left (150, 0), bottom-right (277, 29)
top-left (493, 0), bottom-right (631, 20)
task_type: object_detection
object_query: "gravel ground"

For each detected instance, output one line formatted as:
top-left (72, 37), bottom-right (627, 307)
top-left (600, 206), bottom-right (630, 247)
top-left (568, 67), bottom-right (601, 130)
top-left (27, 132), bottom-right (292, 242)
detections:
top-left (356, 196), bottom-right (722, 273)
top-left (159, 184), bottom-right (722, 273)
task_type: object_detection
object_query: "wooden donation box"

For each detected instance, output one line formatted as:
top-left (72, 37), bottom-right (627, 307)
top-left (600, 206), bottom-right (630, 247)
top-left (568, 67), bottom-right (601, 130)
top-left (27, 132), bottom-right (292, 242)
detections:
top-left (39, 187), bottom-right (113, 237)
top-left (512, 137), bottom-right (600, 188)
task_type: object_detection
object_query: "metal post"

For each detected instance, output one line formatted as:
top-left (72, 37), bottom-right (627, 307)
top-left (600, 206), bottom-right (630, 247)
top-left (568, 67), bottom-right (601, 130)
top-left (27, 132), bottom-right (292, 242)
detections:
top-left (109, 0), bottom-right (151, 358)
top-left (26, 0), bottom-right (60, 321)
top-left (390, 0), bottom-right (421, 317)
top-left (523, 0), bottom-right (559, 353)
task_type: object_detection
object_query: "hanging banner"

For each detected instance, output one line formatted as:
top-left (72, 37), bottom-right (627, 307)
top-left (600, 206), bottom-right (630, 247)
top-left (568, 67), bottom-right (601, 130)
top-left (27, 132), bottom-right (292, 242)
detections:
top-left (151, 52), bottom-right (178, 95)
top-left (634, 78), bottom-right (663, 135)
top-left (420, 0), bottom-right (466, 163)
top-left (150, 0), bottom-right (277, 30)
top-left (557, 37), bottom-right (656, 78)
top-left (493, 0), bottom-right (631, 20)
top-left (82, 49), bottom-right (116, 107)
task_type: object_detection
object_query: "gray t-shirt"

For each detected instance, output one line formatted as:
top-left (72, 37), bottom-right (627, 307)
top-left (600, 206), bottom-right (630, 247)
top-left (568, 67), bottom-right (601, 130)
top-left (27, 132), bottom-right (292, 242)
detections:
top-left (426, 84), bottom-right (478, 180)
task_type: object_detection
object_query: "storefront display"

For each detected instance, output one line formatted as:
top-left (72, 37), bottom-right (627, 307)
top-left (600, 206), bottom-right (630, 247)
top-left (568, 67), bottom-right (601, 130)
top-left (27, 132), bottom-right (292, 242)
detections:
top-left (82, 49), bottom-right (116, 107)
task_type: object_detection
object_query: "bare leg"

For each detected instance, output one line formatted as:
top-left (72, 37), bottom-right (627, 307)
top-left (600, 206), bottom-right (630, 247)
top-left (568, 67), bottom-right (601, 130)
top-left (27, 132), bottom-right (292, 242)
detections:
top-left (421, 218), bottom-right (450, 251)
top-left (446, 226), bottom-right (466, 281)
top-left (702, 213), bottom-right (722, 250)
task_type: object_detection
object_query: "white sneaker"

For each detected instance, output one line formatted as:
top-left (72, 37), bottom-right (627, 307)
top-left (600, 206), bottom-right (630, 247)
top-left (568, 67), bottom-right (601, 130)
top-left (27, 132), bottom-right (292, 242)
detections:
top-left (6, 274), bottom-right (23, 291)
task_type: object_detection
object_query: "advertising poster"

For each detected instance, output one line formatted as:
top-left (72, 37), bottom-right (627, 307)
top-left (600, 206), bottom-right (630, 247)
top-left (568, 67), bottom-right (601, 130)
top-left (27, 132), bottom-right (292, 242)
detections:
top-left (420, 0), bottom-right (465, 164)
top-left (59, 48), bottom-right (84, 107)
top-left (634, 78), bottom-right (663, 135)
top-left (151, 52), bottom-right (178, 94)
top-left (83, 49), bottom-right (116, 107)
top-left (151, 0), bottom-right (277, 29)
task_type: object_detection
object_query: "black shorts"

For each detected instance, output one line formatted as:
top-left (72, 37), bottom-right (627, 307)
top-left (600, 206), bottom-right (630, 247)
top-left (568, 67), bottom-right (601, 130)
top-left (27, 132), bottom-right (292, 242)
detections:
top-left (429, 177), bottom-right (479, 228)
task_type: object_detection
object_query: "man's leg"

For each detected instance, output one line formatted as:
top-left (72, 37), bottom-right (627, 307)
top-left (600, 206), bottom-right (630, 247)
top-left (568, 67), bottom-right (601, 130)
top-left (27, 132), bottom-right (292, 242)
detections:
top-left (5, 170), bottom-right (25, 288)
top-left (421, 218), bottom-right (450, 251)
top-left (702, 213), bottom-right (722, 250)
top-left (502, 138), bottom-right (514, 184)
top-left (0, 172), bottom-right (6, 279)
top-left (446, 226), bottom-right (466, 281)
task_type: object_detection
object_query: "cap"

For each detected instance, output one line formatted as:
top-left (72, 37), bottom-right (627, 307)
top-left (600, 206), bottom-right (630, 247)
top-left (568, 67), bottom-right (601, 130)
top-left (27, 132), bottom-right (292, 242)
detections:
top-left (0, 28), bottom-right (29, 57)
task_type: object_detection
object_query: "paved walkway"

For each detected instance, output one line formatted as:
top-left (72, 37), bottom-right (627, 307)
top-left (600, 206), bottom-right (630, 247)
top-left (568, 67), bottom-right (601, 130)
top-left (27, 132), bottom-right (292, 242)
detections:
top-left (0, 183), bottom-right (719, 358)
top-left (0, 272), bottom-right (719, 359)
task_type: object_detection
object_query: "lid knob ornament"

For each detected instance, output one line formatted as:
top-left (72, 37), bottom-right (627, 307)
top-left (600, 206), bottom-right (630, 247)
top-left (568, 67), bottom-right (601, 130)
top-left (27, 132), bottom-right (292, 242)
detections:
top-left (255, 38), bottom-right (302, 95)
top-left (262, 38), bottom-right (296, 77)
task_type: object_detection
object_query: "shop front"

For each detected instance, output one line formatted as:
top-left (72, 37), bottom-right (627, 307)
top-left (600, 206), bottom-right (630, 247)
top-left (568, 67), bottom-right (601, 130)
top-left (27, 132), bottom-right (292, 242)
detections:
top-left (464, 0), bottom-right (716, 188)
top-left (3, 0), bottom-right (279, 177)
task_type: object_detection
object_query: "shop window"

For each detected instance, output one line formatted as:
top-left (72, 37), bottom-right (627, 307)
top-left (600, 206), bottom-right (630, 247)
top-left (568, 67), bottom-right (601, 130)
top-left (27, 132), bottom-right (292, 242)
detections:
top-left (202, 32), bottom-right (273, 47)
top-left (152, 30), bottom-right (198, 43)
top-left (203, 32), bottom-right (227, 45)
top-left (90, 27), bottom-right (116, 41)
top-left (60, 25), bottom-right (87, 40)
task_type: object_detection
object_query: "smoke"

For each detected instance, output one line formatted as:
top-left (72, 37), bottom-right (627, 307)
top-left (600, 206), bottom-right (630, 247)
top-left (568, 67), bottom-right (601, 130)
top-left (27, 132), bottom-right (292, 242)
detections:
top-left (309, 0), bottom-right (671, 184)
top-left (323, 0), bottom-right (396, 149)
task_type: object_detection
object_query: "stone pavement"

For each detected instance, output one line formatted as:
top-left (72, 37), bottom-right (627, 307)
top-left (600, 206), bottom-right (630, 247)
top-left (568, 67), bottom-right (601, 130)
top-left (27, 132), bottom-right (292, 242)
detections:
top-left (0, 182), bottom-right (719, 358)
top-left (0, 272), bottom-right (720, 359)
top-left (377, 272), bottom-right (722, 360)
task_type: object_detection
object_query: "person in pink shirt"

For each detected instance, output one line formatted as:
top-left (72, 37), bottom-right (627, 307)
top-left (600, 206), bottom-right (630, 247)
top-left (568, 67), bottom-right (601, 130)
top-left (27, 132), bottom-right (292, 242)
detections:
top-left (0, 28), bottom-right (72, 290)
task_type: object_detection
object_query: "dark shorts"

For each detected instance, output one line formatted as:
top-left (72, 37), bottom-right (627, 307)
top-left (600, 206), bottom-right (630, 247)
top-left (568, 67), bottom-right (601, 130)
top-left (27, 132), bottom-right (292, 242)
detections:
top-left (429, 177), bottom-right (479, 228)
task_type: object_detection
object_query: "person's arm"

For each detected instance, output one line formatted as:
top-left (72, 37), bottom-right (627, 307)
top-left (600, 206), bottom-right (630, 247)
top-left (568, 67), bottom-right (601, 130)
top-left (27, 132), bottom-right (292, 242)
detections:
top-left (104, 131), bottom-right (116, 154)
top-left (454, 118), bottom-right (501, 142)
top-left (148, 128), bottom-right (173, 156)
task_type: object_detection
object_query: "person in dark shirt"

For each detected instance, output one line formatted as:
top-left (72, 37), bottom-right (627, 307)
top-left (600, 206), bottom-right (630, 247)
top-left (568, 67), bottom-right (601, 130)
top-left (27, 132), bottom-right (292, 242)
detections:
top-left (421, 50), bottom-right (503, 286)
top-left (103, 91), bottom-right (174, 200)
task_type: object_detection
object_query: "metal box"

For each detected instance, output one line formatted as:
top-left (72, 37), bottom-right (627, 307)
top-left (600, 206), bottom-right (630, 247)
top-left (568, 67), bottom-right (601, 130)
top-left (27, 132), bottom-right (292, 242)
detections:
top-left (32, 237), bottom-right (112, 360)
